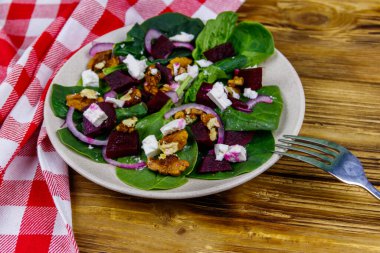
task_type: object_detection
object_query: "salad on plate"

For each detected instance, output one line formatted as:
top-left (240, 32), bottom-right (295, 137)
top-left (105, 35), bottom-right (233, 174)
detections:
top-left (50, 11), bottom-right (283, 190)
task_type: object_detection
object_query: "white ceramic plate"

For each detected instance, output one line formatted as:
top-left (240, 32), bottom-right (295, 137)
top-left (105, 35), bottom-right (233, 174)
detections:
top-left (44, 25), bottom-right (305, 199)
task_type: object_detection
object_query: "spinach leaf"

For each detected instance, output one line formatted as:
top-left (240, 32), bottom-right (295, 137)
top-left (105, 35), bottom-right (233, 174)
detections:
top-left (102, 64), bottom-right (128, 76)
top-left (115, 103), bottom-right (148, 122)
top-left (221, 86), bottom-right (283, 131)
top-left (56, 128), bottom-right (106, 163)
top-left (114, 13), bottom-right (204, 58)
top-left (229, 22), bottom-right (274, 67)
top-left (214, 55), bottom-right (248, 73)
top-left (188, 131), bottom-right (274, 179)
top-left (192, 11), bottom-right (238, 60)
top-left (135, 101), bottom-right (172, 140)
top-left (177, 128), bottom-right (198, 175)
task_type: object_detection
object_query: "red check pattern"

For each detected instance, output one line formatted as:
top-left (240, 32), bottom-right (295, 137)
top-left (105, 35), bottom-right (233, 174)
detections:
top-left (0, 0), bottom-right (244, 252)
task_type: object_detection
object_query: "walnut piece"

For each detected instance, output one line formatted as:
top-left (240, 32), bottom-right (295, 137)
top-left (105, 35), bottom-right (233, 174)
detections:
top-left (227, 76), bottom-right (244, 87)
top-left (160, 84), bottom-right (171, 92)
top-left (87, 50), bottom-right (119, 78)
top-left (120, 87), bottom-right (142, 106)
top-left (116, 116), bottom-right (138, 133)
top-left (159, 130), bottom-right (188, 154)
top-left (147, 155), bottom-right (190, 176)
top-left (66, 93), bottom-right (103, 111)
top-left (144, 65), bottom-right (161, 95)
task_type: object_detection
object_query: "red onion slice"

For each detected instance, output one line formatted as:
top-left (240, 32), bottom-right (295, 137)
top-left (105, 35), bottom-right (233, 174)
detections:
top-left (89, 42), bottom-right (114, 57)
top-left (246, 95), bottom-right (273, 110)
top-left (145, 29), bottom-right (163, 54)
top-left (165, 91), bottom-right (179, 103)
top-left (102, 147), bottom-right (146, 169)
top-left (103, 90), bottom-right (117, 99)
top-left (164, 103), bottom-right (224, 144)
top-left (173, 42), bottom-right (194, 51)
top-left (66, 107), bottom-right (108, 146)
top-left (169, 82), bottom-right (180, 91)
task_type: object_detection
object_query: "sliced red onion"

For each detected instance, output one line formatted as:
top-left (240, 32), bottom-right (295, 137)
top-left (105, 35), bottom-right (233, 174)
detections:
top-left (165, 91), bottom-right (179, 103)
top-left (169, 82), bottom-right (180, 91)
top-left (246, 95), bottom-right (273, 110)
top-left (102, 147), bottom-right (146, 169)
top-left (173, 42), bottom-right (194, 51)
top-left (89, 42), bottom-right (114, 57)
top-left (145, 29), bottom-right (163, 54)
top-left (164, 103), bottom-right (224, 144)
top-left (66, 107), bottom-right (108, 146)
top-left (103, 90), bottom-right (117, 99)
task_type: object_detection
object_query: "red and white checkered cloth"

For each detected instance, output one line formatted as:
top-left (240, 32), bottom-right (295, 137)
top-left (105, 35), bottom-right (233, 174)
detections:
top-left (0, 0), bottom-right (244, 252)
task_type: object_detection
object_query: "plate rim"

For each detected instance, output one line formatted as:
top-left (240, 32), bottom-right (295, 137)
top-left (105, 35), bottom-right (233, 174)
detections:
top-left (44, 26), bottom-right (305, 199)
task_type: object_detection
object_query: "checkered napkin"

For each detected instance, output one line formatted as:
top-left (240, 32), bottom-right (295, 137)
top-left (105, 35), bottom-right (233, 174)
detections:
top-left (0, 0), bottom-right (244, 252)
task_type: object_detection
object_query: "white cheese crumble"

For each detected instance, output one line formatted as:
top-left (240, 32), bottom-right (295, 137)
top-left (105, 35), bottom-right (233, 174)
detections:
top-left (81, 69), bottom-right (99, 87)
top-left (187, 64), bottom-right (199, 79)
top-left (207, 82), bottom-right (232, 110)
top-left (173, 63), bottom-right (180, 76)
top-left (214, 144), bottom-right (229, 161)
top-left (80, 88), bottom-right (99, 99)
top-left (174, 73), bottom-right (189, 82)
top-left (88, 145), bottom-right (94, 150)
top-left (169, 32), bottom-right (194, 42)
top-left (83, 103), bottom-right (108, 127)
top-left (142, 135), bottom-right (160, 158)
top-left (150, 68), bottom-right (158, 75)
top-left (243, 88), bottom-right (258, 100)
top-left (224, 145), bottom-right (247, 163)
top-left (105, 97), bottom-right (125, 108)
top-left (196, 59), bottom-right (213, 68)
top-left (160, 118), bottom-right (186, 136)
top-left (123, 54), bottom-right (147, 80)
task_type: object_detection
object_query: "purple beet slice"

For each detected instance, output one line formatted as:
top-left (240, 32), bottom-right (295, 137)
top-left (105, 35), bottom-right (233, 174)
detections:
top-left (203, 42), bottom-right (235, 62)
top-left (156, 63), bottom-right (173, 83)
top-left (104, 70), bottom-right (140, 93)
top-left (229, 96), bottom-right (250, 113)
top-left (190, 121), bottom-right (213, 150)
top-left (82, 102), bottom-right (116, 137)
top-left (106, 130), bottom-right (140, 159)
top-left (237, 67), bottom-right (262, 91)
top-left (198, 152), bottom-right (233, 173)
top-left (224, 131), bottom-right (255, 146)
top-left (151, 35), bottom-right (174, 59)
top-left (146, 90), bottom-right (170, 114)
top-left (196, 82), bottom-right (216, 109)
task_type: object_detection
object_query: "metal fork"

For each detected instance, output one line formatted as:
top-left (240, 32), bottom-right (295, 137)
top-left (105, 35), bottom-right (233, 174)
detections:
top-left (275, 135), bottom-right (380, 200)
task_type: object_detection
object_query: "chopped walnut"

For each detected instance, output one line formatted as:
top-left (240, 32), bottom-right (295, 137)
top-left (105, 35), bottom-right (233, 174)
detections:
top-left (200, 114), bottom-right (219, 141)
top-left (200, 114), bottom-right (215, 126)
top-left (120, 87), bottom-right (142, 106)
top-left (209, 128), bottom-right (217, 142)
top-left (167, 57), bottom-right (193, 71)
top-left (159, 130), bottom-right (188, 154)
top-left (177, 67), bottom-right (187, 75)
top-left (66, 93), bottom-right (103, 111)
top-left (159, 142), bottom-right (179, 155)
top-left (160, 84), bottom-right (171, 92)
top-left (185, 115), bottom-right (197, 124)
top-left (147, 155), bottom-right (190, 176)
top-left (144, 65), bottom-right (161, 95)
top-left (174, 111), bottom-right (185, 119)
top-left (227, 76), bottom-right (244, 87)
top-left (80, 88), bottom-right (99, 99)
top-left (116, 116), bottom-right (138, 133)
top-left (225, 86), bottom-right (241, 98)
top-left (87, 50), bottom-right (119, 78)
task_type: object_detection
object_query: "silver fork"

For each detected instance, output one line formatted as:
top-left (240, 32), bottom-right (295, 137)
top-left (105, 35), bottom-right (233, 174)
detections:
top-left (275, 135), bottom-right (380, 200)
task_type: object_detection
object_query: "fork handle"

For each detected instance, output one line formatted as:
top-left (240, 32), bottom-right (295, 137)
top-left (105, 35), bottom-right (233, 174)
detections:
top-left (362, 181), bottom-right (380, 200)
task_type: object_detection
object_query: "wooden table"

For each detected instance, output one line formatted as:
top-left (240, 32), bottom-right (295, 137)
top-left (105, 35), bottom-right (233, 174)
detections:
top-left (71, 1), bottom-right (380, 252)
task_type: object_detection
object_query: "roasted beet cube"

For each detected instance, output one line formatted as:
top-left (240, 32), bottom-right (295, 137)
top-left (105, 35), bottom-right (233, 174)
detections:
top-left (190, 121), bottom-right (213, 150)
top-left (146, 90), bottom-right (170, 114)
top-left (229, 96), bottom-right (251, 113)
top-left (140, 88), bottom-right (152, 103)
top-left (238, 67), bottom-right (262, 91)
top-left (151, 35), bottom-right (174, 59)
top-left (156, 63), bottom-right (173, 83)
top-left (104, 70), bottom-right (140, 93)
top-left (196, 82), bottom-right (216, 109)
top-left (82, 102), bottom-right (116, 137)
top-left (106, 130), bottom-right (140, 159)
top-left (203, 42), bottom-right (235, 62)
top-left (224, 131), bottom-right (254, 146)
top-left (198, 152), bottom-right (233, 173)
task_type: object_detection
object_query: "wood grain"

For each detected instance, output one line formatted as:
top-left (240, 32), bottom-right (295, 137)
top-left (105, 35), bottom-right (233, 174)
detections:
top-left (71, 1), bottom-right (380, 252)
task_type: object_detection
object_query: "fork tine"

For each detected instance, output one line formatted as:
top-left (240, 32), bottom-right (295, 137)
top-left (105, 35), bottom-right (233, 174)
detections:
top-left (279, 139), bottom-right (338, 157)
top-left (283, 135), bottom-right (345, 152)
top-left (275, 144), bottom-right (334, 163)
top-left (274, 151), bottom-right (331, 171)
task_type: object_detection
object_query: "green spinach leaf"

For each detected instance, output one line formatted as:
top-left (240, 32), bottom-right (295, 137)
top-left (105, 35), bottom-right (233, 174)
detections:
top-left (192, 11), bottom-right (238, 60)
top-left (221, 86), bottom-right (283, 131)
top-left (188, 131), bottom-right (274, 179)
top-left (115, 103), bottom-right (148, 122)
top-left (56, 128), bottom-right (106, 163)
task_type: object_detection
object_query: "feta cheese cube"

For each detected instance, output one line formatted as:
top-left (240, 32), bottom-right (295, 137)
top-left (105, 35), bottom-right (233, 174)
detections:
top-left (150, 68), bottom-right (158, 75)
top-left (160, 118), bottom-right (186, 136)
top-left (196, 59), bottom-right (213, 68)
top-left (80, 88), bottom-right (99, 99)
top-left (82, 69), bottom-right (99, 87)
top-left (174, 73), bottom-right (189, 82)
top-left (105, 97), bottom-right (125, 108)
top-left (169, 32), bottom-right (194, 42)
top-left (224, 145), bottom-right (247, 163)
top-left (243, 88), bottom-right (258, 100)
top-left (207, 82), bottom-right (232, 110)
top-left (142, 135), bottom-right (160, 158)
top-left (83, 103), bottom-right (108, 127)
top-left (187, 64), bottom-right (199, 79)
top-left (123, 54), bottom-right (147, 80)
top-left (214, 144), bottom-right (229, 161)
